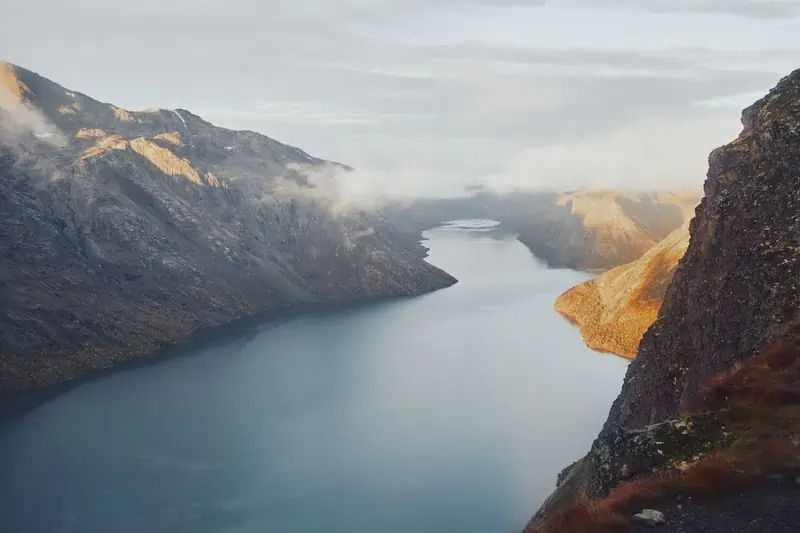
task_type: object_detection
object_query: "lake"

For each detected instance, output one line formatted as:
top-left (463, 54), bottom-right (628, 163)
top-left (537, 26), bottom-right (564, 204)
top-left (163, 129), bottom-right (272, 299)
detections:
top-left (0, 220), bottom-right (629, 533)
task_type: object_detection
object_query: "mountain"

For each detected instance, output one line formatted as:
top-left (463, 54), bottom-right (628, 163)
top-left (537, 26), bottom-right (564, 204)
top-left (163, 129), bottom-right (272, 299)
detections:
top-left (388, 188), bottom-right (700, 271)
top-left (527, 68), bottom-right (800, 530)
top-left (515, 189), bottom-right (700, 271)
top-left (554, 222), bottom-right (690, 359)
top-left (0, 62), bottom-right (456, 395)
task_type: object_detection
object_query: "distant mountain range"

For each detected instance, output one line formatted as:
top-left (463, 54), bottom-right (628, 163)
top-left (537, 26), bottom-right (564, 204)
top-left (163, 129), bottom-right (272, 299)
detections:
top-left (390, 188), bottom-right (700, 271)
top-left (0, 62), bottom-right (456, 394)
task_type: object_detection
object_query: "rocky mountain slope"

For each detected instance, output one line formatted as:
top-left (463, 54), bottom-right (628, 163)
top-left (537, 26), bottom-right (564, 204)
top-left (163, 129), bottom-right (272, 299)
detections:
top-left (515, 189), bottom-right (699, 271)
top-left (388, 188), bottom-right (699, 271)
top-left (554, 222), bottom-right (691, 359)
top-left (527, 67), bottom-right (800, 529)
top-left (0, 62), bottom-right (456, 395)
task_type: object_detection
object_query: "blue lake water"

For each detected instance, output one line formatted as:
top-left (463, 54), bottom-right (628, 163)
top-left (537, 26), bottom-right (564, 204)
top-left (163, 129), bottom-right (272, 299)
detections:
top-left (0, 220), bottom-right (629, 533)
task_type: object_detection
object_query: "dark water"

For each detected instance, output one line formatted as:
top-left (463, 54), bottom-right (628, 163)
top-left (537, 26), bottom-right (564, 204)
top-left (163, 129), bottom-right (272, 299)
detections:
top-left (0, 220), bottom-right (628, 533)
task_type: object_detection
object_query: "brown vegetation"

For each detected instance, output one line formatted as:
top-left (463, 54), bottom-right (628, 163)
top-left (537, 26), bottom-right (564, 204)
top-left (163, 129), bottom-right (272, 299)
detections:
top-left (530, 330), bottom-right (800, 533)
top-left (79, 132), bottom-right (203, 185)
top-left (111, 105), bottom-right (139, 122)
top-left (153, 131), bottom-right (183, 146)
top-left (0, 62), bottom-right (30, 105)
top-left (58, 102), bottom-right (81, 114)
top-left (76, 128), bottom-right (108, 139)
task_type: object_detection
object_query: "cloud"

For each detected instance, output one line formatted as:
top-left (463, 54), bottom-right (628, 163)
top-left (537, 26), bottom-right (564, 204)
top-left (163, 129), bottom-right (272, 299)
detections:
top-left (0, 85), bottom-right (66, 153)
top-left (268, 162), bottom-right (467, 216)
top-left (2, 0), bottom-right (796, 197)
top-left (569, 0), bottom-right (800, 18)
top-left (478, 110), bottom-right (742, 192)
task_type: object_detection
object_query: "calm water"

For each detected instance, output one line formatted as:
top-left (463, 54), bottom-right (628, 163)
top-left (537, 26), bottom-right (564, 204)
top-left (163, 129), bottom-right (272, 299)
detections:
top-left (0, 220), bottom-right (628, 533)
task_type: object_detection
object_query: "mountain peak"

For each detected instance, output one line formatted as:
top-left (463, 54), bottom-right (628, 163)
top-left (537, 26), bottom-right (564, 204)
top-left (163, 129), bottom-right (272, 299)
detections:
top-left (0, 61), bottom-right (31, 106)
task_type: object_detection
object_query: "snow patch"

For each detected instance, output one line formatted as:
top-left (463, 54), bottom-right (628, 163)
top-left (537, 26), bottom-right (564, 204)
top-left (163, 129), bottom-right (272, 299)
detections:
top-left (34, 132), bottom-right (54, 139)
top-left (65, 91), bottom-right (76, 98)
top-left (224, 146), bottom-right (233, 150)
top-left (171, 109), bottom-right (188, 129)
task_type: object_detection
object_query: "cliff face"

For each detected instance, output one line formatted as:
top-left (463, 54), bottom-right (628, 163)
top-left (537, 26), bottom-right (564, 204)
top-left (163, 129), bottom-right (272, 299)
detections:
top-left (554, 223), bottom-right (691, 359)
top-left (530, 68), bottom-right (800, 525)
top-left (0, 62), bottom-right (456, 394)
top-left (610, 71), bottom-right (800, 429)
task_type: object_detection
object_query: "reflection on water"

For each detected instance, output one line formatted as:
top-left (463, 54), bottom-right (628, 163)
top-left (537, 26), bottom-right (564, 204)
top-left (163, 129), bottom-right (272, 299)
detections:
top-left (0, 221), bottom-right (628, 533)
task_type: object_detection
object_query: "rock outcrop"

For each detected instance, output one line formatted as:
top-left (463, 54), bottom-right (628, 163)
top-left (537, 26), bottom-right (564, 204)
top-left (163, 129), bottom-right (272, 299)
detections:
top-left (528, 68), bottom-right (800, 526)
top-left (554, 223), bottom-right (691, 359)
top-left (0, 62), bottom-right (456, 394)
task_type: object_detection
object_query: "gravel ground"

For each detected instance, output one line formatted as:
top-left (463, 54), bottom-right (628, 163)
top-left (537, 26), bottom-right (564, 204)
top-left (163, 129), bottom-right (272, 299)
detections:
top-left (630, 478), bottom-right (800, 533)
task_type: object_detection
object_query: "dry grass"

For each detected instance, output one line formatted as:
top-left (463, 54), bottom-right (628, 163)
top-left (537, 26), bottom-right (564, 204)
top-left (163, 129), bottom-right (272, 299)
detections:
top-left (76, 128), bottom-right (107, 139)
top-left (0, 62), bottom-right (30, 105)
top-left (58, 102), bottom-right (81, 114)
top-left (153, 132), bottom-right (183, 146)
top-left (531, 331), bottom-right (800, 533)
top-left (111, 105), bottom-right (139, 122)
top-left (80, 134), bottom-right (128, 161)
top-left (79, 133), bottom-right (203, 186)
top-left (128, 138), bottom-right (202, 185)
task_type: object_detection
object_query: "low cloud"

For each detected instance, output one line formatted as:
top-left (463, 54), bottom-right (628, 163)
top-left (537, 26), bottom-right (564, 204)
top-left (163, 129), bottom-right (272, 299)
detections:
top-left (568, 0), bottom-right (800, 18)
top-left (268, 163), bottom-right (388, 216)
top-left (268, 162), bottom-right (469, 215)
top-left (0, 86), bottom-right (66, 152)
top-left (478, 111), bottom-right (743, 192)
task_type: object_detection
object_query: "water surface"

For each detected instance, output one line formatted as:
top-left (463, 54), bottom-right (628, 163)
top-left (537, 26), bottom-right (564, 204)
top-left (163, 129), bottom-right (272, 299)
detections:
top-left (0, 220), bottom-right (628, 533)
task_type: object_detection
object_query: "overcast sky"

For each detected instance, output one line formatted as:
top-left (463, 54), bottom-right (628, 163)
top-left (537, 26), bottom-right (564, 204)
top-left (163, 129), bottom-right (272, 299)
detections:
top-left (2, 0), bottom-right (798, 197)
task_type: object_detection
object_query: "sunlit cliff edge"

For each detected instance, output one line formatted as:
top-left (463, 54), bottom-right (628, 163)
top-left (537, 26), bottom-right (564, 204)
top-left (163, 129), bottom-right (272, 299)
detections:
top-left (554, 223), bottom-right (690, 359)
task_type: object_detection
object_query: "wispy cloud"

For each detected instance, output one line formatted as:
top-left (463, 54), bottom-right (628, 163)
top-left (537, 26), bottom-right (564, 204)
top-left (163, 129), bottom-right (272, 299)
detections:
top-left (0, 85), bottom-right (65, 152)
top-left (1, 0), bottom-right (795, 195)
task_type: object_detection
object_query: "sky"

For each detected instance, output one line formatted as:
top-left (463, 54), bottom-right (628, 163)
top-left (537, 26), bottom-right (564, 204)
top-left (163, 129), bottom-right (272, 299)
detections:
top-left (1, 0), bottom-right (798, 197)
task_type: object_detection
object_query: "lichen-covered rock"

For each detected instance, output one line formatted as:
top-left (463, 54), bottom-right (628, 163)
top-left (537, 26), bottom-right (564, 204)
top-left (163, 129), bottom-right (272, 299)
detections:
top-left (530, 412), bottom-right (729, 524)
top-left (0, 62), bottom-right (456, 394)
top-left (610, 68), bottom-right (800, 429)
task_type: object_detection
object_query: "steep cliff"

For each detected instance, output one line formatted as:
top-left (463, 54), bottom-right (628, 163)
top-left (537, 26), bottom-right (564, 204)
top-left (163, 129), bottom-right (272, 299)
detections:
top-left (554, 223), bottom-right (691, 359)
top-left (0, 62), bottom-right (456, 394)
top-left (529, 68), bottom-right (800, 526)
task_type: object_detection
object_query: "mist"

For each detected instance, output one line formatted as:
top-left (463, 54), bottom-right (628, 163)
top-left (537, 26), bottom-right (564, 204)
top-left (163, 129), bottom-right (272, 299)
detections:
top-left (0, 85), bottom-right (65, 153)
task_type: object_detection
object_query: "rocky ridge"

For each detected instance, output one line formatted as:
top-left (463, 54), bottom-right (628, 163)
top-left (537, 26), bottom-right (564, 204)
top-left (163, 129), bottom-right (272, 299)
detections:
top-left (527, 67), bottom-right (800, 528)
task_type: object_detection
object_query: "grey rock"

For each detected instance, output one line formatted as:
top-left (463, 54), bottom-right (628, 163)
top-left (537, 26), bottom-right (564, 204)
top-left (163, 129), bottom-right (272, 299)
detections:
top-left (632, 509), bottom-right (666, 527)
